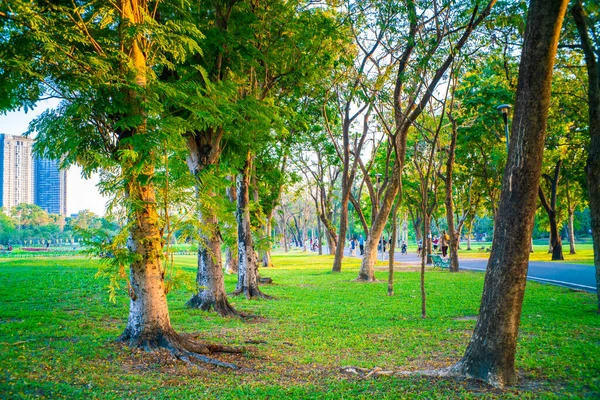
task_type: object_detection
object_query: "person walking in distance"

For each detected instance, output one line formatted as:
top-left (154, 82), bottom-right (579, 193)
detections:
top-left (359, 235), bottom-right (365, 255)
top-left (441, 230), bottom-right (449, 257)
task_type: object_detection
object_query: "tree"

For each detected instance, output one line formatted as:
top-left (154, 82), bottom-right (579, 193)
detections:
top-left (357, 0), bottom-right (496, 282)
top-left (538, 159), bottom-right (565, 260)
top-left (572, 0), bottom-right (600, 312)
top-left (451, 0), bottom-right (569, 386)
top-left (1, 0), bottom-right (238, 366)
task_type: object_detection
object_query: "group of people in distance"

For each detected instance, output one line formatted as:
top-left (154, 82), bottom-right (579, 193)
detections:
top-left (417, 230), bottom-right (450, 258)
top-left (346, 229), bottom-right (451, 258)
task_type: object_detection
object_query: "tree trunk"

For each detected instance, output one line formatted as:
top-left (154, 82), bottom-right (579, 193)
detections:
top-left (225, 246), bottom-right (238, 275)
top-left (568, 209), bottom-right (576, 254)
top-left (539, 160), bottom-right (564, 260)
top-left (549, 212), bottom-right (564, 260)
top-left (185, 207), bottom-right (240, 316)
top-left (232, 150), bottom-right (271, 299)
top-left (452, 0), bottom-right (568, 386)
top-left (261, 216), bottom-right (274, 267)
top-left (358, 175), bottom-right (400, 281)
top-left (388, 201), bottom-right (400, 296)
top-left (572, 0), bottom-right (600, 312)
top-left (317, 217), bottom-right (323, 255)
top-left (184, 134), bottom-right (239, 315)
top-left (446, 114), bottom-right (460, 272)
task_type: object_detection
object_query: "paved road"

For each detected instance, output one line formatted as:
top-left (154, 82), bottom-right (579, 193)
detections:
top-left (339, 248), bottom-right (597, 293)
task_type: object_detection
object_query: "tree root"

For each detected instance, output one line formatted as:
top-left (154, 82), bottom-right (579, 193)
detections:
top-left (118, 327), bottom-right (242, 369)
top-left (230, 286), bottom-right (274, 300)
top-left (186, 294), bottom-right (251, 319)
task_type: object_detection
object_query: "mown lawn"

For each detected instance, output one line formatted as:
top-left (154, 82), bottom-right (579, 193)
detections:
top-left (452, 243), bottom-right (596, 265)
top-left (0, 251), bottom-right (598, 399)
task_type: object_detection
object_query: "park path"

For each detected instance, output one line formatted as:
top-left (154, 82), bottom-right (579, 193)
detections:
top-left (335, 247), bottom-right (597, 293)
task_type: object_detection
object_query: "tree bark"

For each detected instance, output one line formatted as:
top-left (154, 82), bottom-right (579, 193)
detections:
top-left (232, 150), bottom-right (271, 299)
top-left (446, 113), bottom-right (460, 272)
top-left (185, 207), bottom-right (240, 317)
top-left (184, 134), bottom-right (240, 316)
top-left (572, 0), bottom-right (600, 312)
top-left (568, 209), bottom-right (576, 254)
top-left (451, 0), bottom-right (568, 386)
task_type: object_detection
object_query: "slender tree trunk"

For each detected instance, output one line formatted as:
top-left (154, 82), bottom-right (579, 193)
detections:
top-left (388, 201), bottom-right (400, 296)
top-left (446, 114), bottom-right (460, 272)
top-left (262, 216), bottom-right (274, 267)
top-left (332, 183), bottom-right (350, 272)
top-left (317, 217), bottom-right (323, 255)
top-left (232, 150), bottom-right (271, 299)
top-left (225, 246), bottom-right (238, 274)
top-left (549, 212), bottom-right (564, 260)
top-left (572, 0), bottom-right (600, 312)
top-left (358, 176), bottom-right (400, 281)
top-left (452, 0), bottom-right (568, 386)
top-left (568, 209), bottom-right (576, 254)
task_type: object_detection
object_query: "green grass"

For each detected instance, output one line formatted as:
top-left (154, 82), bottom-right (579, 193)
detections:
top-left (0, 251), bottom-right (598, 399)
top-left (452, 243), bottom-right (596, 265)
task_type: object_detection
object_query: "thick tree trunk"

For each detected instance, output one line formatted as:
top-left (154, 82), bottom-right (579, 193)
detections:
top-left (572, 0), bottom-right (600, 312)
top-left (232, 151), bottom-right (271, 299)
top-left (452, 0), bottom-right (568, 386)
top-left (185, 209), bottom-right (240, 317)
top-left (117, 0), bottom-right (177, 349)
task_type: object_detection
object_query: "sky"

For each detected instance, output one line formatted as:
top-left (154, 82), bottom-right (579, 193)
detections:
top-left (0, 100), bottom-right (107, 216)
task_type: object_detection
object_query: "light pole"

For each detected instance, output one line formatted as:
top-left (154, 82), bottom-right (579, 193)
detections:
top-left (497, 104), bottom-right (512, 152)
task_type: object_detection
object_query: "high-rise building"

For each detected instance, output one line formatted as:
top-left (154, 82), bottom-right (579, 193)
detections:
top-left (34, 157), bottom-right (67, 216)
top-left (0, 133), bottom-right (34, 210)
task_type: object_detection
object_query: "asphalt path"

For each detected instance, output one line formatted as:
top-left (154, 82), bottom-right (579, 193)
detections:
top-left (338, 248), bottom-right (597, 293)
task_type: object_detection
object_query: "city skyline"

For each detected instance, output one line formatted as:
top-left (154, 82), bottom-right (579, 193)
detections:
top-left (0, 103), bottom-right (106, 216)
top-left (0, 133), bottom-right (68, 216)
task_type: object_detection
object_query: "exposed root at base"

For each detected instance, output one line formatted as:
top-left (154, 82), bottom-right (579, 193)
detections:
top-left (118, 328), bottom-right (243, 369)
top-left (230, 287), bottom-right (274, 300)
top-left (353, 277), bottom-right (383, 283)
top-left (185, 294), bottom-right (252, 319)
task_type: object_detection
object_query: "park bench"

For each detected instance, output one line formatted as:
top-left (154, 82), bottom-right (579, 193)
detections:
top-left (429, 254), bottom-right (450, 270)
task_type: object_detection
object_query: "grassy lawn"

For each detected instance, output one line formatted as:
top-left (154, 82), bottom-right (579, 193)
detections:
top-left (430, 243), bottom-right (595, 265)
top-left (0, 251), bottom-right (598, 398)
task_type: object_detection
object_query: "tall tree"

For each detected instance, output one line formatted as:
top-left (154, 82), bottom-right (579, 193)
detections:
top-left (451, 0), bottom-right (569, 386)
top-left (358, 0), bottom-right (496, 281)
top-left (572, 0), bottom-right (600, 312)
top-left (2, 0), bottom-right (239, 365)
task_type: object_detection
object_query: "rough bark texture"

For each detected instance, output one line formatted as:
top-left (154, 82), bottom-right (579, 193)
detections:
top-left (232, 151), bottom-right (271, 299)
top-left (451, 0), bottom-right (568, 386)
top-left (185, 208), bottom-right (240, 317)
top-left (572, 0), bottom-right (600, 312)
top-left (116, 0), bottom-right (239, 366)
